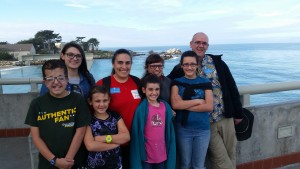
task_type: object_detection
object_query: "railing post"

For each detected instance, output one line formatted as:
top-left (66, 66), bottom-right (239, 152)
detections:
top-left (0, 71), bottom-right (2, 94)
top-left (240, 94), bottom-right (250, 107)
top-left (30, 82), bottom-right (39, 93)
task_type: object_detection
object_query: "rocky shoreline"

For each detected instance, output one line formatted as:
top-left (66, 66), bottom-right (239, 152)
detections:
top-left (94, 48), bottom-right (182, 60)
top-left (0, 60), bottom-right (45, 67)
top-left (0, 48), bottom-right (182, 68)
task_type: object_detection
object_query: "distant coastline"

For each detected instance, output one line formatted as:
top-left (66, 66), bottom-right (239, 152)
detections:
top-left (0, 61), bottom-right (17, 69)
top-left (0, 60), bottom-right (45, 68)
top-left (0, 65), bottom-right (17, 71)
top-left (0, 48), bottom-right (182, 69)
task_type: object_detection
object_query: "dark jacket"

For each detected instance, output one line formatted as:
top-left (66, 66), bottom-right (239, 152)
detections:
top-left (167, 54), bottom-right (243, 119)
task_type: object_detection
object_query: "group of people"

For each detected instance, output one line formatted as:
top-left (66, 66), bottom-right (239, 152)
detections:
top-left (25, 32), bottom-right (244, 169)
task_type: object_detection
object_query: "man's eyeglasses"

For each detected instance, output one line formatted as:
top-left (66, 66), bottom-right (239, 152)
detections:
top-left (149, 64), bottom-right (164, 69)
top-left (44, 76), bottom-right (67, 82)
top-left (182, 63), bottom-right (198, 68)
top-left (194, 41), bottom-right (208, 46)
top-left (65, 53), bottom-right (82, 59)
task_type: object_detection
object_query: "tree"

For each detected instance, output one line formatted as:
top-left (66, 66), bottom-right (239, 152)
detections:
top-left (34, 30), bottom-right (62, 53)
top-left (0, 52), bottom-right (16, 61)
top-left (87, 38), bottom-right (100, 51)
top-left (87, 38), bottom-right (99, 47)
top-left (73, 37), bottom-right (100, 52)
top-left (0, 41), bottom-right (8, 45)
top-left (76, 37), bottom-right (85, 44)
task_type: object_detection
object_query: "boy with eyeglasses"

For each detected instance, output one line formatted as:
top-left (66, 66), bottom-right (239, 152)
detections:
top-left (25, 59), bottom-right (91, 169)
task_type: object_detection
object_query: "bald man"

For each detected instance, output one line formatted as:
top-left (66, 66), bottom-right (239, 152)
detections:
top-left (168, 32), bottom-right (243, 169)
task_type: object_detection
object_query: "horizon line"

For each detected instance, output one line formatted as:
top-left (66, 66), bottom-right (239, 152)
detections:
top-left (100, 42), bottom-right (300, 49)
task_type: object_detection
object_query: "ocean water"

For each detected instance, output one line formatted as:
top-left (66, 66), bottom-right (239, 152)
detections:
top-left (1, 43), bottom-right (300, 106)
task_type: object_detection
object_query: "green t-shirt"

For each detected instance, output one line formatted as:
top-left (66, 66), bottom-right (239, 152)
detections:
top-left (25, 92), bottom-right (91, 169)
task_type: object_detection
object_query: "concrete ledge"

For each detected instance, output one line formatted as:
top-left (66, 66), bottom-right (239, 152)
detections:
top-left (237, 100), bottom-right (300, 164)
top-left (0, 137), bottom-right (32, 169)
top-left (237, 151), bottom-right (300, 169)
top-left (0, 93), bottom-right (38, 129)
top-left (1, 93), bottom-right (300, 168)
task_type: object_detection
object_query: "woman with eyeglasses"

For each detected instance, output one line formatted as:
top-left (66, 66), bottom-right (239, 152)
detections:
top-left (40, 42), bottom-right (95, 99)
top-left (171, 50), bottom-right (213, 169)
top-left (143, 53), bottom-right (172, 103)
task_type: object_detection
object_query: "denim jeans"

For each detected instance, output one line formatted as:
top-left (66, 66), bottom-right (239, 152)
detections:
top-left (142, 161), bottom-right (165, 169)
top-left (176, 123), bottom-right (210, 169)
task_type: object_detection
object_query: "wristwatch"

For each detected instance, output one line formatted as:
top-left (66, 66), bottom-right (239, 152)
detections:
top-left (49, 156), bottom-right (56, 166)
top-left (106, 135), bottom-right (112, 143)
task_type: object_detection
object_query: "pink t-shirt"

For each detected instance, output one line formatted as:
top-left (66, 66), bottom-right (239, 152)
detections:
top-left (144, 102), bottom-right (167, 163)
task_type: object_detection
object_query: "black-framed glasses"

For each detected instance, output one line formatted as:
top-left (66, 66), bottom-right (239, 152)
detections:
top-left (149, 64), bottom-right (164, 69)
top-left (182, 63), bottom-right (198, 68)
top-left (194, 41), bottom-right (208, 46)
top-left (65, 52), bottom-right (82, 59)
top-left (44, 76), bottom-right (67, 82)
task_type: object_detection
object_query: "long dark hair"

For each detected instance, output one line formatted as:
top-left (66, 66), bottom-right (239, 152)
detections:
top-left (111, 49), bottom-right (132, 74)
top-left (60, 42), bottom-right (94, 86)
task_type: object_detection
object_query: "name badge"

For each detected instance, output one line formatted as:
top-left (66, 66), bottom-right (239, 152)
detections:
top-left (204, 67), bottom-right (213, 74)
top-left (110, 87), bottom-right (121, 94)
top-left (131, 89), bottom-right (140, 99)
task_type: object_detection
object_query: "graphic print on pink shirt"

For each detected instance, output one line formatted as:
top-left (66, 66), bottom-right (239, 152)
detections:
top-left (144, 102), bottom-right (167, 163)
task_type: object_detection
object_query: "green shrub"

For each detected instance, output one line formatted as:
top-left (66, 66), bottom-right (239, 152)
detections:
top-left (0, 52), bottom-right (16, 61)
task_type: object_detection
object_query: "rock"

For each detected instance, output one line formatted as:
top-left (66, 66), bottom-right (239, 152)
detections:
top-left (147, 48), bottom-right (182, 60)
top-left (166, 48), bottom-right (182, 55)
top-left (13, 61), bottom-right (25, 66)
top-left (0, 61), bottom-right (13, 66)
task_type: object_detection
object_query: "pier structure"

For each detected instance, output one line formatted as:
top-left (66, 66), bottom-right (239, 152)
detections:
top-left (10, 52), bottom-right (94, 68)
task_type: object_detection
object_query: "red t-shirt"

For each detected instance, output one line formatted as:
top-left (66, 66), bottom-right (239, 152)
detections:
top-left (96, 76), bottom-right (141, 131)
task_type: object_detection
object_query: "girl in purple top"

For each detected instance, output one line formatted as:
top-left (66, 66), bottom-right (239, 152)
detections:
top-left (84, 86), bottom-right (130, 169)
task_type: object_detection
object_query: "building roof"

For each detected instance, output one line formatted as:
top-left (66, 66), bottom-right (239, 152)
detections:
top-left (0, 44), bottom-right (33, 52)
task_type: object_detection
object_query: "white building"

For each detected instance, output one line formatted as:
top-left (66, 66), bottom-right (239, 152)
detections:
top-left (0, 44), bottom-right (36, 61)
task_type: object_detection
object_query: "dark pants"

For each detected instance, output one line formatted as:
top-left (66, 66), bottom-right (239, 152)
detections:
top-left (121, 145), bottom-right (130, 169)
top-left (142, 161), bottom-right (165, 169)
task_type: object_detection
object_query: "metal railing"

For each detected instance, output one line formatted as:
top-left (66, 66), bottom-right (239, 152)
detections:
top-left (0, 78), bottom-right (42, 93)
top-left (1, 78), bottom-right (300, 107)
top-left (238, 81), bottom-right (300, 107)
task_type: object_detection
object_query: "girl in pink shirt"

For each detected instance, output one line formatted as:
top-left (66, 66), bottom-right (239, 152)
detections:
top-left (130, 74), bottom-right (176, 169)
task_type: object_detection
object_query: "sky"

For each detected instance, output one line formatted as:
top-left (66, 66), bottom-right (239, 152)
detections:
top-left (1, 0), bottom-right (300, 47)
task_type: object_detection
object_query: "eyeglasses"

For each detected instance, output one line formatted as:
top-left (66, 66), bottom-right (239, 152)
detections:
top-left (182, 63), bottom-right (198, 68)
top-left (65, 52), bottom-right (82, 59)
top-left (149, 64), bottom-right (164, 69)
top-left (194, 41), bottom-right (208, 46)
top-left (44, 76), bottom-right (67, 82)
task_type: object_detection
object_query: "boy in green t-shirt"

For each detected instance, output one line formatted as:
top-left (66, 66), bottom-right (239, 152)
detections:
top-left (25, 59), bottom-right (91, 169)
